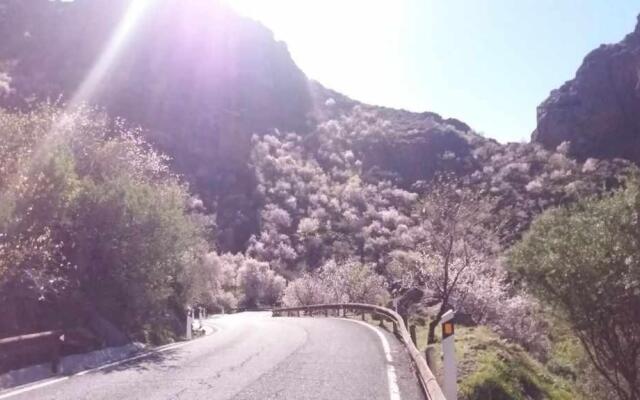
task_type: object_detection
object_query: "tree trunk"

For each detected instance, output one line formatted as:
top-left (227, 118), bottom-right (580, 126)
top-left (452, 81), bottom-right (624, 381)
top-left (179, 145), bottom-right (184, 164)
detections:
top-left (427, 318), bottom-right (439, 345)
top-left (427, 304), bottom-right (447, 345)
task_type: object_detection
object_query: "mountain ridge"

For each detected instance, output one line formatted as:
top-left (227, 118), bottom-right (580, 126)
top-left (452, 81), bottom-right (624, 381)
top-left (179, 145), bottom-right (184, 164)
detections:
top-left (0, 1), bottom-right (635, 251)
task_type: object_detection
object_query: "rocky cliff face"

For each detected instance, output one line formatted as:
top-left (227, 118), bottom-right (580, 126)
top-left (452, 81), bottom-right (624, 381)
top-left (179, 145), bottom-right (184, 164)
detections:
top-left (533, 15), bottom-right (640, 161)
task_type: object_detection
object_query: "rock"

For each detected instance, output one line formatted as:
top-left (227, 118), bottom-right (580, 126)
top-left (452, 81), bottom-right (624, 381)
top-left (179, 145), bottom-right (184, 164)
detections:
top-left (533, 14), bottom-right (640, 161)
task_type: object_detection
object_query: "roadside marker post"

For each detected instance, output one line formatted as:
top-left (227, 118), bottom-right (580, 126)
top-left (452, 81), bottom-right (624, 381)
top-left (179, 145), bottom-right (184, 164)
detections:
top-left (441, 310), bottom-right (457, 400)
top-left (186, 307), bottom-right (193, 340)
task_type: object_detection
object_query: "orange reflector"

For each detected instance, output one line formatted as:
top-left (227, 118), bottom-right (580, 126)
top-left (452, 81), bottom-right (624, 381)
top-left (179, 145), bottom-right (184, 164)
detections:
top-left (443, 322), bottom-right (454, 336)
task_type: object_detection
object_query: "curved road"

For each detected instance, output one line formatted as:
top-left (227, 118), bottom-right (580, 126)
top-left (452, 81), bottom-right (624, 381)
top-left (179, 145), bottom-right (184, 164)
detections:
top-left (1, 312), bottom-right (424, 400)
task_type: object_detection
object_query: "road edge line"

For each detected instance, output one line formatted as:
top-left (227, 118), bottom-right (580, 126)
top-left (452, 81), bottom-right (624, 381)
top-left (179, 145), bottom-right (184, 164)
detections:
top-left (0, 320), bottom-right (222, 399)
top-left (340, 318), bottom-right (402, 400)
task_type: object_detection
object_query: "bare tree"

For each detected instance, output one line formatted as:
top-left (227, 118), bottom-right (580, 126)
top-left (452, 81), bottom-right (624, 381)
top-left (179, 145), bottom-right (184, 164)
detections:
top-left (417, 177), bottom-right (500, 344)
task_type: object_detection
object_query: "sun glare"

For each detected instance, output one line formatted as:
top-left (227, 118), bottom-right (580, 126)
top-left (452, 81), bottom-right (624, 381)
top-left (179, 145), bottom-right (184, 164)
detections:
top-left (69, 0), bottom-right (152, 107)
top-left (221, 0), bottom-right (408, 109)
top-left (0, 0), bottom-right (155, 201)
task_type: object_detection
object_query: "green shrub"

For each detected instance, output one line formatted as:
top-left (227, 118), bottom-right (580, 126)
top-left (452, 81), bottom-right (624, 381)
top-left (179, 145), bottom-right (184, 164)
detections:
top-left (0, 105), bottom-right (209, 340)
top-left (508, 177), bottom-right (640, 399)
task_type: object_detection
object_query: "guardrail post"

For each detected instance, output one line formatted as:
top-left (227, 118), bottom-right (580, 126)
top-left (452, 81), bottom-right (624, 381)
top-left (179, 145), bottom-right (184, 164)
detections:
top-left (361, 311), bottom-right (366, 321)
top-left (324, 309), bottom-right (328, 317)
top-left (297, 310), bottom-right (300, 317)
top-left (392, 320), bottom-right (398, 335)
top-left (51, 333), bottom-right (62, 374)
top-left (425, 345), bottom-right (437, 371)
top-left (410, 325), bottom-right (417, 346)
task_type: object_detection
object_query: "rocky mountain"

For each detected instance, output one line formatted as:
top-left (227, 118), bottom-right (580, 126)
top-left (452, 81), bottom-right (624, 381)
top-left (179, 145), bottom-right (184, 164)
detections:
top-left (0, 1), bottom-right (635, 251)
top-left (0, 0), bottom-right (481, 251)
top-left (533, 15), bottom-right (640, 161)
top-left (0, 0), bottom-right (312, 250)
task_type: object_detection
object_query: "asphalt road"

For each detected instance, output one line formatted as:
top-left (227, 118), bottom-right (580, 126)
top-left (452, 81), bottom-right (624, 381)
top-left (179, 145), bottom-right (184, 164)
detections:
top-left (1, 312), bottom-right (424, 400)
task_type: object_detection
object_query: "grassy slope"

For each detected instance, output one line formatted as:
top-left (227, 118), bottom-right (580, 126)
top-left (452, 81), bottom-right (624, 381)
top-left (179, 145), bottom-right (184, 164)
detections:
top-left (408, 323), bottom-right (584, 400)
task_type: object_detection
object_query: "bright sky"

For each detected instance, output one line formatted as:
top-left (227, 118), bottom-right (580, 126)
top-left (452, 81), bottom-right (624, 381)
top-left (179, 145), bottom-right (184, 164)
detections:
top-left (224, 0), bottom-right (639, 143)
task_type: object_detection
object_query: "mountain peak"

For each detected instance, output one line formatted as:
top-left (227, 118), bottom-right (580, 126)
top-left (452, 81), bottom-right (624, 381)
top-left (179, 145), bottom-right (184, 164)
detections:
top-left (532, 14), bottom-right (640, 161)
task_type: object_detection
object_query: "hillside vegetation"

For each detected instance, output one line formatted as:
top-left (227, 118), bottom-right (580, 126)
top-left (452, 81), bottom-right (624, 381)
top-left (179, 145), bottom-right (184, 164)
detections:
top-left (0, 1), bottom-right (639, 398)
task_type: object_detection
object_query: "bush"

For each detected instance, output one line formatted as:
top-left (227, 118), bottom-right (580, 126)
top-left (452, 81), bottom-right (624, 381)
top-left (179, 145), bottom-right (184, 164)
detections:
top-left (236, 258), bottom-right (285, 308)
top-left (508, 177), bottom-right (640, 399)
top-left (319, 259), bottom-right (389, 304)
top-left (0, 106), bottom-right (209, 340)
top-left (281, 259), bottom-right (389, 307)
top-left (281, 274), bottom-right (329, 307)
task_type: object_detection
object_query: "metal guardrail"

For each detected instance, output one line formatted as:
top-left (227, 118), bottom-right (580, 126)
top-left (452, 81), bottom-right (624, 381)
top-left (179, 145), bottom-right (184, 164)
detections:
top-left (272, 303), bottom-right (447, 400)
top-left (0, 330), bottom-right (60, 346)
top-left (0, 330), bottom-right (64, 374)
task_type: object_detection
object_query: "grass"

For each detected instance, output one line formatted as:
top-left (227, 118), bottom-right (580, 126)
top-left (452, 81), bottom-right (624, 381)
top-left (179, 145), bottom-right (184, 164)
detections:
top-left (350, 310), bottom-right (589, 399)
top-left (406, 318), bottom-right (584, 400)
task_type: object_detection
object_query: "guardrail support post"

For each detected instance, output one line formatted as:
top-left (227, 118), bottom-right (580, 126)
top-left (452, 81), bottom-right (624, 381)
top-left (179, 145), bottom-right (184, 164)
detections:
top-left (51, 333), bottom-right (62, 374)
top-left (410, 325), bottom-right (417, 346)
top-left (392, 320), bottom-right (398, 335)
top-left (361, 311), bottom-right (366, 321)
top-left (324, 309), bottom-right (328, 317)
top-left (425, 345), bottom-right (437, 370)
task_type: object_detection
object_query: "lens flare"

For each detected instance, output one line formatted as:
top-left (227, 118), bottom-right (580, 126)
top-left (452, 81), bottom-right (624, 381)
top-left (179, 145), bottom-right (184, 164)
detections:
top-left (70, 0), bottom-right (153, 107)
top-left (0, 0), bottom-right (153, 203)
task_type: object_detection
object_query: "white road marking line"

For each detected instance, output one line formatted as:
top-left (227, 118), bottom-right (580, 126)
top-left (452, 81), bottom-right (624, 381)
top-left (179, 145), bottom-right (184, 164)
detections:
top-left (341, 319), bottom-right (402, 400)
top-left (0, 320), bottom-right (224, 399)
top-left (0, 377), bottom-right (69, 399)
